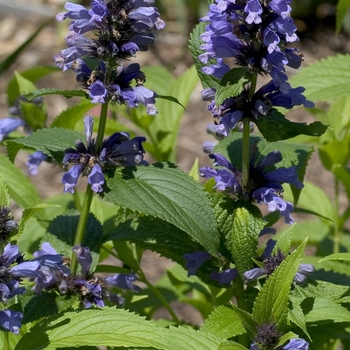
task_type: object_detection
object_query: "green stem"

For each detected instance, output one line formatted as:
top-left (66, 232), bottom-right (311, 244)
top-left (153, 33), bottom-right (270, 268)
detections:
top-left (242, 75), bottom-right (257, 190)
top-left (70, 102), bottom-right (109, 275)
top-left (234, 276), bottom-right (250, 346)
top-left (138, 269), bottom-right (181, 325)
top-left (333, 178), bottom-right (341, 254)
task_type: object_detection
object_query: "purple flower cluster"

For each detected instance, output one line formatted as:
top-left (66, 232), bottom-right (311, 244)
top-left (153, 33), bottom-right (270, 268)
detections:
top-left (244, 239), bottom-right (314, 285)
top-left (202, 80), bottom-right (314, 139)
top-left (199, 0), bottom-right (301, 93)
top-left (200, 151), bottom-right (303, 223)
top-left (250, 323), bottom-right (309, 349)
top-left (55, 0), bottom-right (164, 109)
top-left (62, 116), bottom-right (146, 193)
top-left (32, 243), bottom-right (140, 309)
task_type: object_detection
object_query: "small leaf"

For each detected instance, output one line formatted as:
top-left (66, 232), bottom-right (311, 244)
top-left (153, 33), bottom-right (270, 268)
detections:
top-left (19, 100), bottom-right (47, 131)
top-left (288, 299), bottom-right (311, 341)
top-left (255, 109), bottom-right (327, 142)
top-left (229, 204), bottom-right (265, 278)
top-left (336, 0), bottom-right (350, 34)
top-left (216, 68), bottom-right (252, 107)
top-left (0, 175), bottom-right (11, 207)
top-left (230, 303), bottom-right (256, 337)
top-left (319, 253), bottom-right (350, 263)
top-left (189, 158), bottom-right (199, 181)
top-left (156, 95), bottom-right (185, 109)
top-left (274, 225), bottom-right (293, 257)
top-left (200, 305), bottom-right (245, 340)
top-left (252, 239), bottom-right (307, 330)
top-left (14, 203), bottom-right (59, 242)
top-left (189, 22), bottom-right (220, 90)
top-left (0, 153), bottom-right (41, 208)
top-left (50, 99), bottom-right (94, 129)
top-left (10, 128), bottom-right (84, 162)
top-left (25, 88), bottom-right (87, 101)
top-left (104, 164), bottom-right (220, 255)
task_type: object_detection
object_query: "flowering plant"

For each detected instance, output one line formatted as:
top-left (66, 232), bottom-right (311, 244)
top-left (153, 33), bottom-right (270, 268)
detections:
top-left (1, 0), bottom-right (350, 349)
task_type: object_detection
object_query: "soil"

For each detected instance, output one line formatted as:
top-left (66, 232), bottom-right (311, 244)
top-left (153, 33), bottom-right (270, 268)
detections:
top-left (0, 1), bottom-right (350, 325)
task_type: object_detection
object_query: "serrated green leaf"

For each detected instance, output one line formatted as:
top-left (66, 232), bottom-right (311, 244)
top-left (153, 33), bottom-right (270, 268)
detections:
top-left (0, 19), bottom-right (52, 77)
top-left (230, 303), bottom-right (256, 337)
top-left (216, 68), bottom-right (252, 107)
top-left (15, 307), bottom-right (221, 350)
top-left (189, 158), bottom-right (199, 181)
top-left (319, 253), bottom-right (350, 263)
top-left (19, 100), bottom-right (47, 131)
top-left (50, 99), bottom-right (94, 129)
top-left (25, 88), bottom-right (87, 101)
top-left (230, 205), bottom-right (265, 278)
top-left (336, 0), bottom-right (350, 34)
top-left (274, 225), bottom-right (293, 257)
top-left (289, 54), bottom-right (350, 102)
top-left (104, 164), bottom-right (220, 255)
top-left (253, 239), bottom-right (307, 330)
top-left (14, 203), bottom-right (58, 242)
top-left (200, 305), bottom-right (245, 340)
top-left (189, 22), bottom-right (219, 90)
top-left (0, 175), bottom-right (11, 207)
top-left (305, 298), bottom-right (350, 324)
top-left (10, 128), bottom-right (84, 162)
top-left (13, 71), bottom-right (37, 97)
top-left (217, 341), bottom-right (248, 350)
top-left (0, 153), bottom-right (41, 208)
top-left (255, 109), bottom-right (327, 142)
top-left (288, 299), bottom-right (311, 341)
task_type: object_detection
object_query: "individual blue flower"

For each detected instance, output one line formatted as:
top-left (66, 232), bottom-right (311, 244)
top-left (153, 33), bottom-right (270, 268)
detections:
top-left (200, 151), bottom-right (303, 223)
top-left (88, 80), bottom-right (107, 103)
top-left (105, 273), bottom-right (141, 292)
top-left (62, 116), bottom-right (147, 193)
top-left (282, 338), bottom-right (309, 350)
top-left (182, 251), bottom-right (211, 276)
top-left (26, 151), bottom-right (48, 176)
top-left (244, 239), bottom-right (314, 284)
top-left (0, 309), bottom-right (23, 334)
top-left (210, 268), bottom-right (237, 286)
top-left (0, 118), bottom-right (25, 142)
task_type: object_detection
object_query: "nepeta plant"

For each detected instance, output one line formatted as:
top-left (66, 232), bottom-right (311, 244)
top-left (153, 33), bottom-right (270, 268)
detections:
top-left (1, 0), bottom-right (350, 349)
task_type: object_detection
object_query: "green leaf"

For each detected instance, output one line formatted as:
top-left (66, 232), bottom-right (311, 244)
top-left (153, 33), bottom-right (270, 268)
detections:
top-left (19, 100), bottom-right (47, 131)
top-left (14, 203), bottom-right (58, 242)
top-left (7, 66), bottom-right (60, 106)
top-left (288, 300), bottom-right (311, 341)
top-left (229, 303), bottom-right (256, 337)
top-left (146, 66), bottom-right (199, 161)
top-left (25, 88), bottom-right (87, 101)
top-left (104, 164), bottom-right (220, 255)
top-left (0, 175), bottom-right (11, 207)
top-left (156, 95), bottom-right (185, 108)
top-left (319, 253), bottom-right (350, 263)
top-left (189, 22), bottom-right (219, 90)
top-left (252, 239), bottom-right (307, 330)
top-left (274, 225), bottom-right (293, 257)
top-left (15, 307), bottom-right (221, 350)
top-left (216, 68), bottom-right (252, 107)
top-left (318, 139), bottom-right (350, 171)
top-left (289, 54), bottom-right (350, 102)
top-left (255, 109), bottom-right (327, 142)
top-left (217, 341), bottom-right (248, 350)
top-left (189, 158), bottom-right (199, 181)
top-left (9, 128), bottom-right (84, 162)
top-left (0, 19), bottom-right (52, 76)
top-left (333, 164), bottom-right (350, 201)
top-left (0, 153), bottom-right (41, 208)
top-left (13, 71), bottom-right (37, 97)
top-left (50, 99), bottom-right (94, 129)
top-left (336, 0), bottom-right (350, 35)
top-left (305, 298), bottom-right (350, 324)
top-left (229, 204), bottom-right (265, 278)
top-left (200, 305), bottom-right (245, 340)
